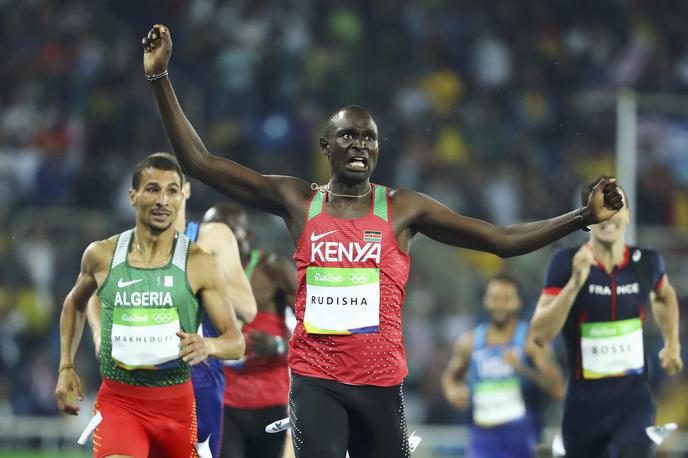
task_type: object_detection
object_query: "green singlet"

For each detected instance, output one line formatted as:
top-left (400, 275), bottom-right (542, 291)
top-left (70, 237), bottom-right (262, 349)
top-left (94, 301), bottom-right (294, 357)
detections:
top-left (97, 229), bottom-right (202, 387)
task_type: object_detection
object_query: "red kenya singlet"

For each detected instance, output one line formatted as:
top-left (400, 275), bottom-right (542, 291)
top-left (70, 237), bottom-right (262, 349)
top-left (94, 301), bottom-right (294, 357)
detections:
top-left (289, 184), bottom-right (411, 386)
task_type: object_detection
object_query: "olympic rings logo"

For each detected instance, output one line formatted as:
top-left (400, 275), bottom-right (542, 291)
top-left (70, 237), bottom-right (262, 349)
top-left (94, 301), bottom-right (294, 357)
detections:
top-left (152, 312), bottom-right (172, 323)
top-left (348, 273), bottom-right (370, 283)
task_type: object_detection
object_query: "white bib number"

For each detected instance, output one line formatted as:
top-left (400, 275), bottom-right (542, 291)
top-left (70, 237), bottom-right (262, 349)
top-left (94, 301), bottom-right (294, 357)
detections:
top-left (472, 378), bottom-right (526, 427)
top-left (304, 267), bottom-right (379, 335)
top-left (111, 307), bottom-right (180, 369)
top-left (581, 318), bottom-right (644, 379)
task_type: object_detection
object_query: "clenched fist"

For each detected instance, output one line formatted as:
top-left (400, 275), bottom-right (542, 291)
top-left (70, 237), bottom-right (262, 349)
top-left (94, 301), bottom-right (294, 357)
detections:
top-left (571, 244), bottom-right (596, 290)
top-left (582, 177), bottom-right (624, 225)
top-left (142, 24), bottom-right (172, 77)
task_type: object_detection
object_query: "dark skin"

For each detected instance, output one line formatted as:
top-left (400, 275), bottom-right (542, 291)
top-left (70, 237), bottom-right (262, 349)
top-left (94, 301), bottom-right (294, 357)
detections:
top-left (203, 204), bottom-right (297, 357)
top-left (143, 24), bottom-right (624, 258)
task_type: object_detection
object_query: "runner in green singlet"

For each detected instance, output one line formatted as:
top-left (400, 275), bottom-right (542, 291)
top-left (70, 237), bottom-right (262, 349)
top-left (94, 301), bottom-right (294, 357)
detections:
top-left (55, 154), bottom-right (245, 458)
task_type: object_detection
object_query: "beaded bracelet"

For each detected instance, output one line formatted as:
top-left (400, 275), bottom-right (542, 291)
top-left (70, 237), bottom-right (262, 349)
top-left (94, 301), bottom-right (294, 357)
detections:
top-left (146, 70), bottom-right (168, 82)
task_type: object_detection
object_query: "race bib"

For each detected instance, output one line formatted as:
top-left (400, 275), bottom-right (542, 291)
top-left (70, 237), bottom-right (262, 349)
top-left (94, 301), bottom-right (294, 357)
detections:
top-left (472, 378), bottom-right (526, 427)
top-left (111, 307), bottom-right (180, 370)
top-left (304, 267), bottom-right (379, 335)
top-left (581, 318), bottom-right (644, 379)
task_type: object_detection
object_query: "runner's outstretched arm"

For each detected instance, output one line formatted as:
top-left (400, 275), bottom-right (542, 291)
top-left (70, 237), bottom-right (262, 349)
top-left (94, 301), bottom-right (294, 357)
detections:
top-left (142, 24), bottom-right (309, 216)
top-left (651, 276), bottom-right (683, 374)
top-left (400, 177), bottom-right (622, 257)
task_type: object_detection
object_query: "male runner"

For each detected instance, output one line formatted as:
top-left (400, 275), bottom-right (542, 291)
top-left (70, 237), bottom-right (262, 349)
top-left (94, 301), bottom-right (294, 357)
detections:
top-left (142, 24), bottom-right (623, 458)
top-left (202, 203), bottom-right (297, 458)
top-left (87, 153), bottom-right (257, 458)
top-left (531, 176), bottom-right (683, 458)
top-left (442, 273), bottom-right (564, 458)
top-left (55, 154), bottom-right (245, 458)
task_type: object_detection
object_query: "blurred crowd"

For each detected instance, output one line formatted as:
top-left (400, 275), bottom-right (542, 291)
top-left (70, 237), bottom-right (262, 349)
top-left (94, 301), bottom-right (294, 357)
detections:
top-left (1, 0), bottom-right (688, 436)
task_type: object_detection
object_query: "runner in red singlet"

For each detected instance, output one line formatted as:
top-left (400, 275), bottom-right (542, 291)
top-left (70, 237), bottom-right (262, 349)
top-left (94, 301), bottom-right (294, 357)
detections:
top-left (142, 24), bottom-right (624, 458)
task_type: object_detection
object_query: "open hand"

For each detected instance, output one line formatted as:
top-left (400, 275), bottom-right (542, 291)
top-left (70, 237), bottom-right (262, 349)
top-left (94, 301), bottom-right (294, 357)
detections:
top-left (142, 24), bottom-right (172, 76)
top-left (583, 177), bottom-right (624, 224)
top-left (55, 368), bottom-right (83, 415)
top-left (178, 331), bottom-right (211, 366)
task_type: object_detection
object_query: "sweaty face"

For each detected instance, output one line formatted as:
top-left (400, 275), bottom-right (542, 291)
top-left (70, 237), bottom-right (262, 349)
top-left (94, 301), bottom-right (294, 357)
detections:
top-left (129, 168), bottom-right (183, 233)
top-left (484, 280), bottom-right (521, 327)
top-left (323, 110), bottom-right (379, 183)
top-left (591, 191), bottom-right (630, 245)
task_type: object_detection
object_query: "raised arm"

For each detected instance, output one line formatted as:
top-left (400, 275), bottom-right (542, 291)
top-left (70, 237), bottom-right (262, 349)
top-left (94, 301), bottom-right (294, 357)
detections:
top-left (56, 242), bottom-right (107, 415)
top-left (441, 333), bottom-right (473, 410)
top-left (398, 178), bottom-right (622, 257)
top-left (181, 249), bottom-right (245, 364)
top-left (198, 222), bottom-right (257, 322)
top-left (652, 276), bottom-right (683, 374)
top-left (142, 24), bottom-right (310, 216)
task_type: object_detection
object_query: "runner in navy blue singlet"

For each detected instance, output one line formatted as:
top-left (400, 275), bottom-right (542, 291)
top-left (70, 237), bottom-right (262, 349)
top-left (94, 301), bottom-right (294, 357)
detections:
top-left (443, 274), bottom-right (564, 458)
top-left (531, 177), bottom-right (683, 458)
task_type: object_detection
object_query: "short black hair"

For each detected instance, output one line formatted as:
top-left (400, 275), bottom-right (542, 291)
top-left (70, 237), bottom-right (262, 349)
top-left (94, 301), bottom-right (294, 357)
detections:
top-left (580, 175), bottom-right (627, 207)
top-left (487, 272), bottom-right (521, 294)
top-left (323, 105), bottom-right (372, 138)
top-left (131, 153), bottom-right (183, 190)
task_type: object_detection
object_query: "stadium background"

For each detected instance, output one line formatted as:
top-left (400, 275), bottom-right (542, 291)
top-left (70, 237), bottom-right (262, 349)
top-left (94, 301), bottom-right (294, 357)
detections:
top-left (1, 0), bottom-right (688, 456)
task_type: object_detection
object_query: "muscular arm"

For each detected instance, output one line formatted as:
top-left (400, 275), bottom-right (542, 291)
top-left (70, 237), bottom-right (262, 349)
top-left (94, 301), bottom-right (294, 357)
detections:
top-left (186, 250), bottom-right (245, 361)
top-left (144, 26), bottom-right (309, 217)
top-left (652, 277), bottom-right (680, 347)
top-left (395, 177), bottom-right (621, 257)
top-left (56, 241), bottom-right (109, 415)
top-left (198, 223), bottom-right (257, 322)
top-left (530, 282), bottom-right (581, 346)
top-left (59, 243), bottom-right (104, 369)
top-left (441, 333), bottom-right (473, 409)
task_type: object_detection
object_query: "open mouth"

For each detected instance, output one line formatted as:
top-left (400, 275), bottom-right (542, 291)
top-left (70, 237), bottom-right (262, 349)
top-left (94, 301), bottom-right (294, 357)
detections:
top-left (346, 155), bottom-right (369, 171)
top-left (151, 210), bottom-right (171, 222)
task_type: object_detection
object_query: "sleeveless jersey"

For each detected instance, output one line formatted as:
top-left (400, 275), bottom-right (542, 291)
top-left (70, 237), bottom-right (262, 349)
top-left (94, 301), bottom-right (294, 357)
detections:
top-left (468, 321), bottom-right (531, 428)
top-left (185, 221), bottom-right (225, 390)
top-left (224, 250), bottom-right (290, 408)
top-left (542, 245), bottom-right (665, 402)
top-left (289, 184), bottom-right (411, 386)
top-left (98, 229), bottom-right (202, 387)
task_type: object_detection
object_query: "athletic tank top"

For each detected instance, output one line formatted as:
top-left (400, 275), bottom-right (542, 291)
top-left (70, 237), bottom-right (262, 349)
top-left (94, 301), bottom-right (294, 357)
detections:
top-left (186, 221), bottom-right (225, 390)
top-left (467, 321), bottom-right (531, 428)
top-left (289, 184), bottom-right (411, 386)
top-left (224, 249), bottom-right (290, 408)
top-left (98, 229), bottom-right (202, 387)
